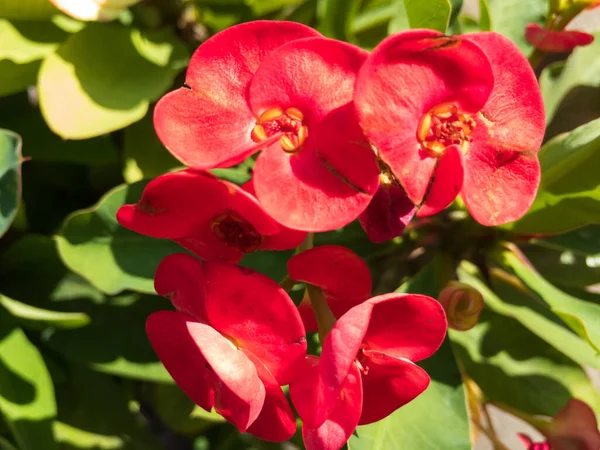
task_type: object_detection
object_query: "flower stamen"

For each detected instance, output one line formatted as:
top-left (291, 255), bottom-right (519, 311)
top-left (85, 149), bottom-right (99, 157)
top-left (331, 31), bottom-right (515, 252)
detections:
top-left (251, 107), bottom-right (308, 153)
top-left (417, 102), bottom-right (476, 157)
top-left (211, 211), bottom-right (262, 253)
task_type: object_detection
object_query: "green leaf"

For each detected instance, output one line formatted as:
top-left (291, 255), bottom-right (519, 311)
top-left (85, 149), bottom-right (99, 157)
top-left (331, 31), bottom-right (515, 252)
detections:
top-left (478, 0), bottom-right (492, 31)
top-left (450, 307), bottom-right (600, 417)
top-left (388, 1), bottom-right (410, 34)
top-left (401, 0), bottom-right (452, 32)
top-left (0, 19), bottom-right (67, 96)
top-left (53, 366), bottom-right (162, 449)
top-left (487, 0), bottom-right (546, 53)
top-left (458, 262), bottom-right (600, 368)
top-left (0, 129), bottom-right (22, 238)
top-left (0, 319), bottom-right (59, 450)
top-left (541, 34), bottom-right (600, 122)
top-left (0, 295), bottom-right (89, 330)
top-left (317, 0), bottom-right (361, 41)
top-left (44, 292), bottom-right (173, 382)
top-left (38, 24), bottom-right (188, 139)
top-left (56, 181), bottom-right (185, 295)
top-left (494, 246), bottom-right (600, 355)
top-left (351, 257), bottom-right (470, 450)
top-left (122, 109), bottom-right (180, 183)
top-left (0, 436), bottom-right (17, 450)
top-left (0, 0), bottom-right (59, 21)
top-left (506, 117), bottom-right (600, 234)
top-left (522, 227), bottom-right (600, 290)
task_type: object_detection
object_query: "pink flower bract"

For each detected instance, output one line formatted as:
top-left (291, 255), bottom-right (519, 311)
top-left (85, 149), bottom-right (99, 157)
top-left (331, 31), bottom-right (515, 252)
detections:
top-left (147, 254), bottom-right (307, 440)
top-left (354, 30), bottom-right (545, 226)
top-left (154, 21), bottom-right (380, 231)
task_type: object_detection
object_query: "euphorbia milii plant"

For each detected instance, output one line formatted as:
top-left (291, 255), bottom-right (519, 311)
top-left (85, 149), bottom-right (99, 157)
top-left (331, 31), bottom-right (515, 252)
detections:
top-left (154, 21), bottom-right (380, 231)
top-left (354, 30), bottom-right (545, 226)
top-left (147, 253), bottom-right (307, 441)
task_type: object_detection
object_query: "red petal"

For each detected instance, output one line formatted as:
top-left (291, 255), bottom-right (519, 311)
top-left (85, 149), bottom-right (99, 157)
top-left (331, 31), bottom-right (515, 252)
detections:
top-left (358, 350), bottom-right (430, 425)
top-left (154, 21), bottom-right (321, 169)
top-left (302, 361), bottom-right (363, 450)
top-left (201, 262), bottom-right (307, 386)
top-left (249, 38), bottom-right (379, 231)
top-left (525, 24), bottom-right (594, 52)
top-left (117, 170), bottom-right (279, 238)
top-left (288, 245), bottom-right (372, 332)
top-left (174, 225), bottom-right (245, 263)
top-left (242, 179), bottom-right (308, 250)
top-left (290, 356), bottom-right (327, 427)
top-left (461, 32), bottom-right (544, 225)
top-left (358, 183), bottom-right (417, 243)
top-left (146, 311), bottom-right (265, 432)
top-left (354, 30), bottom-right (494, 204)
top-left (417, 145), bottom-right (464, 217)
top-left (246, 354), bottom-right (297, 442)
top-left (363, 294), bottom-right (447, 362)
top-left (154, 253), bottom-right (207, 322)
top-left (317, 302), bottom-right (373, 424)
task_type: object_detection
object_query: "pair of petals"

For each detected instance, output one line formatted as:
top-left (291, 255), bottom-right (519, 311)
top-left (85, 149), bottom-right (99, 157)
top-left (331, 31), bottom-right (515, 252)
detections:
top-left (116, 170), bottom-right (306, 263)
top-left (287, 245), bottom-right (372, 332)
top-left (525, 23), bottom-right (595, 52)
top-left (354, 29), bottom-right (545, 226)
top-left (154, 21), bottom-right (380, 232)
top-left (147, 254), bottom-right (307, 439)
top-left (290, 293), bottom-right (447, 450)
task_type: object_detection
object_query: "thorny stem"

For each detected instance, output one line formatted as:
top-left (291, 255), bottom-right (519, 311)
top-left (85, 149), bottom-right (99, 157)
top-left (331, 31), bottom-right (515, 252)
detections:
top-left (472, 419), bottom-right (512, 450)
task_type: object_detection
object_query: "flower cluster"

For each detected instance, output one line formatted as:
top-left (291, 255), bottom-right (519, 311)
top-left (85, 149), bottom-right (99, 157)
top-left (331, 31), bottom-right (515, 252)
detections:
top-left (116, 19), bottom-right (547, 450)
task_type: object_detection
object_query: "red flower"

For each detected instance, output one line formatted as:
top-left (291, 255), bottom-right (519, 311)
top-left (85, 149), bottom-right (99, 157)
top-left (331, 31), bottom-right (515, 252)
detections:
top-left (290, 293), bottom-right (447, 450)
top-left (116, 170), bottom-right (306, 263)
top-left (146, 253), bottom-right (307, 440)
top-left (525, 23), bottom-right (594, 52)
top-left (519, 399), bottom-right (600, 450)
top-left (154, 21), bottom-right (380, 231)
top-left (354, 30), bottom-right (545, 226)
top-left (287, 245), bottom-right (372, 332)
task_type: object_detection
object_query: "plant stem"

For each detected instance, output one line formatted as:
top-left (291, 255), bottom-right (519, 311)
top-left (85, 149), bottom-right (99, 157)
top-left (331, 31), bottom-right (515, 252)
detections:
top-left (279, 274), bottom-right (296, 292)
top-left (306, 283), bottom-right (337, 343)
top-left (297, 232), bottom-right (314, 254)
top-left (472, 419), bottom-right (511, 450)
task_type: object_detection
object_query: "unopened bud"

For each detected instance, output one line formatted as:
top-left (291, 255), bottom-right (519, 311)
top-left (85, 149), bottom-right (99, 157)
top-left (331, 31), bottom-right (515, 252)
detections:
top-left (438, 281), bottom-right (484, 331)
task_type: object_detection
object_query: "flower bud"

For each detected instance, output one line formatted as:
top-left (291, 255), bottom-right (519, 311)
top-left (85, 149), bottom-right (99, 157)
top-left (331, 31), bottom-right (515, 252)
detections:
top-left (438, 282), bottom-right (484, 331)
top-left (50, 0), bottom-right (142, 21)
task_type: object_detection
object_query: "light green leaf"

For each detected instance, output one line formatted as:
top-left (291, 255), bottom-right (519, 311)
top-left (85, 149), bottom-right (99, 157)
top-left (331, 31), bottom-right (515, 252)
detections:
top-left (38, 23), bottom-right (188, 139)
top-left (458, 262), bottom-right (600, 368)
top-left (478, 0), bottom-right (491, 31)
top-left (388, 1), bottom-right (409, 34)
top-left (0, 319), bottom-right (59, 450)
top-left (317, 0), bottom-right (361, 41)
top-left (351, 257), bottom-right (470, 450)
top-left (122, 109), bottom-right (180, 184)
top-left (495, 246), bottom-right (600, 355)
top-left (402, 0), bottom-right (452, 32)
top-left (0, 129), bottom-right (22, 238)
top-left (451, 307), bottom-right (600, 418)
top-left (541, 34), bottom-right (600, 122)
top-left (0, 295), bottom-right (89, 330)
top-left (0, 0), bottom-right (59, 21)
top-left (56, 181), bottom-right (185, 295)
top-left (487, 0), bottom-right (546, 53)
top-left (53, 366), bottom-right (162, 449)
top-left (506, 117), bottom-right (600, 234)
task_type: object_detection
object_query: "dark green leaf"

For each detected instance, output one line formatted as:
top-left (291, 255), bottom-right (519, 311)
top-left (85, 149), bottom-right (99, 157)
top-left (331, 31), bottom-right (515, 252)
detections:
top-left (317, 0), bottom-right (361, 41)
top-left (450, 308), bottom-right (600, 417)
top-left (458, 262), bottom-right (600, 368)
top-left (0, 129), bottom-right (22, 238)
top-left (0, 319), bottom-right (59, 450)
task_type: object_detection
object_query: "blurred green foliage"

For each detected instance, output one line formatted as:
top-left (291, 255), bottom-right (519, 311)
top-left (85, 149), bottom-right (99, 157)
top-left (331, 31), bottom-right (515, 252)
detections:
top-left (0, 0), bottom-right (600, 449)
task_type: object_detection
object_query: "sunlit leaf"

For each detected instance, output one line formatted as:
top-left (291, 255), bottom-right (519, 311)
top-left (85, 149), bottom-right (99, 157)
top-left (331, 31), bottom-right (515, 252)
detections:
top-left (0, 295), bottom-right (89, 330)
top-left (0, 129), bottom-right (22, 238)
